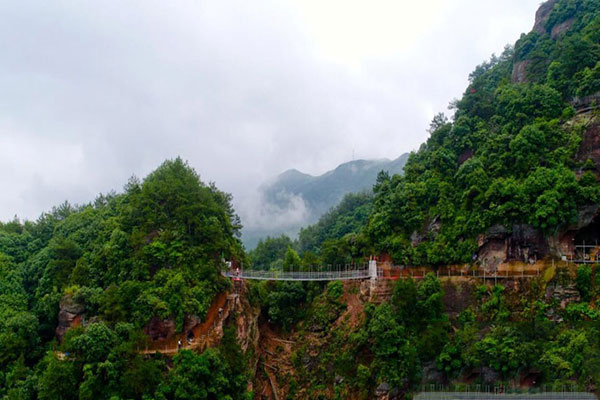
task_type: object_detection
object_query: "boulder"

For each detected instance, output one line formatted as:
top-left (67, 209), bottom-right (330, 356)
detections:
top-left (144, 316), bottom-right (176, 341)
top-left (375, 382), bottom-right (391, 397)
top-left (422, 362), bottom-right (445, 384)
top-left (546, 284), bottom-right (581, 310)
top-left (56, 295), bottom-right (85, 342)
top-left (481, 367), bottom-right (501, 385)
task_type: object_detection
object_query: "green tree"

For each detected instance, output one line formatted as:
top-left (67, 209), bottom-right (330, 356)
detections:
top-left (283, 247), bottom-right (301, 272)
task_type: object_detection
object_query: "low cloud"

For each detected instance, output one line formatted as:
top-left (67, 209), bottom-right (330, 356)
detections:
top-left (0, 0), bottom-right (541, 223)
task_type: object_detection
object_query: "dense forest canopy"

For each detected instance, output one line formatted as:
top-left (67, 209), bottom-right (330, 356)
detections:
top-left (0, 158), bottom-right (249, 399)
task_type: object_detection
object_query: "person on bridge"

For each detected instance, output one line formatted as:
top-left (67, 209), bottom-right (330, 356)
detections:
top-left (177, 339), bottom-right (182, 350)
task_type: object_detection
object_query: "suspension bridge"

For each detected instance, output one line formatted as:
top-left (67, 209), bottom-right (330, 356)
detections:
top-left (222, 260), bottom-right (378, 281)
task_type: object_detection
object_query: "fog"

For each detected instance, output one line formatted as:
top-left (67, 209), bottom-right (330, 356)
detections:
top-left (0, 0), bottom-right (541, 238)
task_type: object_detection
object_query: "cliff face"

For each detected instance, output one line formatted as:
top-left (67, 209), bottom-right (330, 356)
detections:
top-left (532, 0), bottom-right (559, 34)
top-left (476, 113), bottom-right (600, 271)
top-left (512, 0), bottom-right (576, 84)
top-left (512, 0), bottom-right (559, 83)
top-left (139, 282), bottom-right (261, 356)
top-left (56, 282), bottom-right (261, 361)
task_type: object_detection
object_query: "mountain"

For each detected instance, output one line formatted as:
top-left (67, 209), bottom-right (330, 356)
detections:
top-left (358, 0), bottom-right (600, 269)
top-left (264, 154), bottom-right (409, 218)
top-left (3, 2), bottom-right (600, 399)
top-left (242, 154), bottom-right (409, 248)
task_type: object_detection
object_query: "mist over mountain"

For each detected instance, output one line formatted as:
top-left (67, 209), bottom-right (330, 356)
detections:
top-left (241, 154), bottom-right (409, 248)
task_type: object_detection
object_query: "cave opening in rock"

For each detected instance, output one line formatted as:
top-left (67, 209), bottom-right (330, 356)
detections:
top-left (574, 214), bottom-right (600, 261)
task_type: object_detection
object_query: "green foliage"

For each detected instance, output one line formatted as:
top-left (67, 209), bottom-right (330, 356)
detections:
top-left (326, 281), bottom-right (344, 302)
top-left (264, 282), bottom-right (307, 330)
top-left (539, 328), bottom-right (600, 382)
top-left (156, 347), bottom-right (249, 400)
top-left (479, 285), bottom-right (510, 322)
top-left (283, 247), bottom-right (302, 272)
top-left (249, 235), bottom-right (294, 270)
top-left (297, 192), bottom-right (373, 254)
top-left (436, 342), bottom-right (463, 378)
top-left (391, 274), bottom-right (445, 330)
top-left (0, 158), bottom-right (248, 399)
top-left (361, 1), bottom-right (600, 265)
top-left (4, 1), bottom-right (600, 396)
top-left (575, 265), bottom-right (592, 301)
top-left (37, 354), bottom-right (81, 400)
top-left (475, 327), bottom-right (530, 378)
top-left (305, 282), bottom-right (346, 332)
top-left (0, 254), bottom-right (40, 368)
top-left (367, 303), bottom-right (420, 387)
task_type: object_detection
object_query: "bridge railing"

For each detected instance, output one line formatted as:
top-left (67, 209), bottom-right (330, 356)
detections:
top-left (223, 268), bottom-right (370, 281)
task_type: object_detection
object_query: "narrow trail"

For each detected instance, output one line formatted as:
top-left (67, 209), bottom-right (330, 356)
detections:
top-left (140, 292), bottom-right (229, 355)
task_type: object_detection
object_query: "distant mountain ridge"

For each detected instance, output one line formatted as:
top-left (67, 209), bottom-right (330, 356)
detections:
top-left (263, 155), bottom-right (409, 218)
top-left (242, 154), bottom-right (409, 248)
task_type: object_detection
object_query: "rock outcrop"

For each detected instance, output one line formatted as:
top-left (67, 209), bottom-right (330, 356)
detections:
top-left (512, 60), bottom-right (531, 84)
top-left (231, 281), bottom-right (261, 354)
top-left (551, 18), bottom-right (574, 39)
top-left (532, 0), bottom-right (559, 34)
top-left (475, 114), bottom-right (600, 271)
top-left (411, 215), bottom-right (441, 246)
top-left (140, 282), bottom-right (260, 356)
top-left (144, 317), bottom-right (176, 341)
top-left (56, 295), bottom-right (85, 342)
top-left (513, 0), bottom-right (570, 84)
top-left (477, 224), bottom-right (547, 272)
top-left (575, 116), bottom-right (600, 173)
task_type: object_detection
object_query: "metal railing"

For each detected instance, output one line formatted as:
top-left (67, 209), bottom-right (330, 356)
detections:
top-left (222, 268), bottom-right (370, 281)
top-left (414, 393), bottom-right (596, 400)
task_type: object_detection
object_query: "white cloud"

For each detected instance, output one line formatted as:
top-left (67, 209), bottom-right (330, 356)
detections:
top-left (0, 0), bottom-right (541, 224)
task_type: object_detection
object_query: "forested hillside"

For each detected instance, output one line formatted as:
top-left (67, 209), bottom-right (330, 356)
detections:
top-left (0, 158), bottom-right (250, 399)
top-left (3, 0), bottom-right (600, 399)
top-left (364, 0), bottom-right (600, 267)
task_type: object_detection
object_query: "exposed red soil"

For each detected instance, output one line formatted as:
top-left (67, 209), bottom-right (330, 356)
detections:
top-left (140, 292), bottom-right (228, 355)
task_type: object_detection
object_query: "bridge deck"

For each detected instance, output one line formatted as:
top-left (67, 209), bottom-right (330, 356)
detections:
top-left (223, 269), bottom-right (370, 281)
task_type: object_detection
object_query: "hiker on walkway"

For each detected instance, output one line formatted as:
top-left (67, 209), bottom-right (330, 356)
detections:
top-left (178, 339), bottom-right (182, 350)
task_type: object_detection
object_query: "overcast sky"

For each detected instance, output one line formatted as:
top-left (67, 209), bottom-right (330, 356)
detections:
top-left (0, 0), bottom-right (541, 225)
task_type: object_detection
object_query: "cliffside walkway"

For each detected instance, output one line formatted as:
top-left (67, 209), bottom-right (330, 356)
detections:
top-left (414, 393), bottom-right (596, 400)
top-left (223, 261), bottom-right (546, 282)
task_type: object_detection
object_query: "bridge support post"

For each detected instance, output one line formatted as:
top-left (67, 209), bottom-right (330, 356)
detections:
top-left (369, 259), bottom-right (378, 281)
top-left (368, 259), bottom-right (379, 301)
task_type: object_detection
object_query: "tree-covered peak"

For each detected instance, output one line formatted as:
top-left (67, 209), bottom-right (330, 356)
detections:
top-left (365, 0), bottom-right (600, 266)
